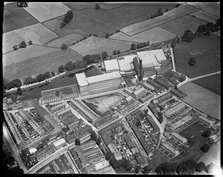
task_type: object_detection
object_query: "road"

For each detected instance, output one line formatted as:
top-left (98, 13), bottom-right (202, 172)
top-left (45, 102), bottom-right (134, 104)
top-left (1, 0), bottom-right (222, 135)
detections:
top-left (170, 47), bottom-right (176, 71)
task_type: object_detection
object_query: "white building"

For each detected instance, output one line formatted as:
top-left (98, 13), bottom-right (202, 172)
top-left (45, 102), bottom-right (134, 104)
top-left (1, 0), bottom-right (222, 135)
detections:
top-left (53, 138), bottom-right (66, 150)
top-left (171, 132), bottom-right (187, 143)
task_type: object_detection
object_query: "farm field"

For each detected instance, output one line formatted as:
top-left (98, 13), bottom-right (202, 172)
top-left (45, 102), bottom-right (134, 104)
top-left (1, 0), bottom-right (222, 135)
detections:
top-left (190, 10), bottom-right (218, 24)
top-left (110, 27), bottom-right (176, 43)
top-left (23, 2), bottom-right (70, 22)
top-left (193, 74), bottom-right (221, 95)
top-left (120, 4), bottom-right (198, 36)
top-left (3, 2), bottom-right (39, 33)
top-left (3, 23), bottom-right (58, 54)
top-left (179, 82), bottom-right (220, 120)
top-left (159, 15), bottom-right (206, 36)
top-left (82, 92), bottom-right (125, 116)
top-left (3, 45), bottom-right (60, 67)
top-left (69, 36), bottom-right (133, 56)
top-left (3, 49), bottom-right (82, 81)
top-left (45, 32), bottom-right (86, 47)
top-left (174, 35), bottom-right (220, 78)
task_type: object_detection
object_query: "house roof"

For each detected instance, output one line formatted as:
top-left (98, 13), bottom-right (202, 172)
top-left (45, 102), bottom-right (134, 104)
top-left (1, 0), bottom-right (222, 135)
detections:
top-left (87, 72), bottom-right (121, 84)
top-left (118, 54), bottom-right (136, 71)
top-left (75, 72), bottom-right (88, 86)
top-left (104, 59), bottom-right (120, 71)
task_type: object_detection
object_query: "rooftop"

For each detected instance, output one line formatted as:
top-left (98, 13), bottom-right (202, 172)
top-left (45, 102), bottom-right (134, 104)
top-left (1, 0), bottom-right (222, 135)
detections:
top-left (75, 73), bottom-right (88, 87)
top-left (87, 71), bottom-right (121, 84)
top-left (104, 59), bottom-right (119, 71)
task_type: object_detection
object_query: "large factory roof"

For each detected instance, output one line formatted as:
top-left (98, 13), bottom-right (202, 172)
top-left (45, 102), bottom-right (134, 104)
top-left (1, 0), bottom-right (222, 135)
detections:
top-left (75, 73), bottom-right (88, 86)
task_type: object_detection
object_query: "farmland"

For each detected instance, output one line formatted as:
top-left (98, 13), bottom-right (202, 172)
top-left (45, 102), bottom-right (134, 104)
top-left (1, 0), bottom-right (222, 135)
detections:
top-left (179, 82), bottom-right (220, 120)
top-left (110, 27), bottom-right (176, 43)
top-left (193, 74), bottom-right (221, 95)
top-left (190, 10), bottom-right (218, 24)
top-left (3, 49), bottom-right (82, 81)
top-left (3, 3), bottom-right (39, 33)
top-left (3, 23), bottom-right (58, 54)
top-left (23, 2), bottom-right (70, 22)
top-left (69, 36), bottom-right (133, 56)
top-left (3, 45), bottom-right (60, 67)
top-left (159, 15), bottom-right (206, 36)
top-left (174, 35), bottom-right (220, 78)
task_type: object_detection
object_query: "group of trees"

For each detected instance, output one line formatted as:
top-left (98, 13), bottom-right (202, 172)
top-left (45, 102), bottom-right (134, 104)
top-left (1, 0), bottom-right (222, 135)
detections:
top-left (188, 57), bottom-right (196, 66)
top-left (105, 30), bottom-right (120, 38)
top-left (58, 60), bottom-right (85, 73)
top-left (155, 159), bottom-right (208, 175)
top-left (13, 40), bottom-right (32, 50)
top-left (130, 41), bottom-right (150, 50)
top-left (60, 10), bottom-right (73, 28)
top-left (113, 49), bottom-right (121, 55)
top-left (4, 79), bottom-right (22, 90)
top-left (95, 4), bottom-right (101, 10)
top-left (108, 155), bottom-right (133, 171)
top-left (90, 131), bottom-right (101, 145)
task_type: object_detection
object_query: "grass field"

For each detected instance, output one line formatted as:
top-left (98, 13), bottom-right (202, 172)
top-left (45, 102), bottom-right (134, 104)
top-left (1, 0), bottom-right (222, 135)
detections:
top-left (159, 15), bottom-right (206, 36)
top-left (3, 23), bottom-right (58, 54)
top-left (24, 2), bottom-right (70, 22)
top-left (120, 4), bottom-right (198, 36)
top-left (190, 10), bottom-right (218, 24)
top-left (3, 3), bottom-right (39, 33)
top-left (193, 74), bottom-right (221, 95)
top-left (179, 82), bottom-right (220, 120)
top-left (46, 32), bottom-right (86, 47)
top-left (3, 45), bottom-right (60, 67)
top-left (3, 49), bottom-right (82, 81)
top-left (69, 36), bottom-right (132, 56)
top-left (110, 27), bottom-right (176, 43)
top-left (83, 93), bottom-right (125, 116)
top-left (174, 35), bottom-right (220, 78)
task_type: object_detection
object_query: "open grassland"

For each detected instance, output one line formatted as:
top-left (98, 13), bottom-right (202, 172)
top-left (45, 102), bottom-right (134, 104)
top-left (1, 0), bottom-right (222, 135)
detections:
top-left (110, 27), bottom-right (176, 43)
top-left (3, 23), bottom-right (58, 54)
top-left (24, 2), bottom-right (70, 22)
top-left (187, 2), bottom-right (220, 17)
top-left (193, 74), bottom-right (221, 95)
top-left (3, 45), bottom-right (60, 67)
top-left (190, 10), bottom-right (218, 24)
top-left (179, 82), bottom-right (220, 120)
top-left (69, 36), bottom-right (133, 56)
top-left (3, 3), bottom-right (39, 33)
top-left (46, 33), bottom-right (86, 47)
top-left (3, 49), bottom-right (82, 81)
top-left (159, 15), bottom-right (205, 35)
top-left (174, 35), bottom-right (220, 78)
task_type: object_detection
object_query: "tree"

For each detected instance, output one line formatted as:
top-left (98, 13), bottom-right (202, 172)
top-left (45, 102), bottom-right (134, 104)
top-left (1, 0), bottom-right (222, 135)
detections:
top-left (185, 159), bottom-right (197, 174)
top-left (176, 3), bottom-right (180, 8)
top-left (150, 14), bottom-right (155, 19)
top-left (51, 71), bottom-right (55, 76)
top-left (11, 79), bottom-right (22, 88)
top-left (113, 50), bottom-right (117, 55)
top-left (63, 10), bottom-right (73, 24)
top-left (61, 43), bottom-right (68, 50)
top-left (202, 130), bottom-right (211, 138)
top-left (146, 41), bottom-right (150, 46)
top-left (60, 21), bottom-right (66, 28)
top-left (206, 22), bottom-right (218, 32)
top-left (96, 137), bottom-right (101, 145)
top-left (64, 61), bottom-right (75, 71)
top-left (37, 74), bottom-right (45, 82)
top-left (215, 18), bottom-right (220, 29)
top-left (188, 57), bottom-right (196, 66)
top-left (58, 65), bottom-right (65, 73)
top-left (13, 45), bottom-right (18, 50)
top-left (91, 54), bottom-right (101, 63)
top-left (75, 138), bottom-right (80, 146)
top-left (105, 151), bottom-right (113, 160)
top-left (177, 161), bottom-right (189, 175)
top-left (131, 43), bottom-right (136, 50)
top-left (105, 33), bottom-right (110, 38)
top-left (157, 112), bottom-right (163, 123)
top-left (101, 51), bottom-right (108, 60)
top-left (169, 162), bottom-right (178, 174)
top-left (196, 25), bottom-right (211, 36)
top-left (17, 87), bottom-right (22, 95)
top-left (5, 82), bottom-right (15, 90)
top-left (121, 158), bottom-right (132, 171)
top-left (19, 41), bottom-right (27, 48)
top-left (155, 8), bottom-right (163, 17)
top-left (117, 50), bottom-right (120, 54)
top-left (75, 60), bottom-right (85, 69)
top-left (143, 165), bottom-right (150, 174)
top-left (95, 3), bottom-right (101, 10)
top-left (200, 144), bottom-right (210, 153)
top-left (196, 162), bottom-right (206, 172)
top-left (136, 119), bottom-right (141, 127)
top-left (90, 131), bottom-right (97, 141)
top-left (165, 8), bottom-right (169, 12)
top-left (44, 72), bottom-right (51, 79)
top-left (135, 165), bottom-right (141, 173)
top-left (109, 157), bottom-right (122, 169)
top-left (182, 30), bottom-right (196, 42)
top-left (28, 40), bottom-right (32, 45)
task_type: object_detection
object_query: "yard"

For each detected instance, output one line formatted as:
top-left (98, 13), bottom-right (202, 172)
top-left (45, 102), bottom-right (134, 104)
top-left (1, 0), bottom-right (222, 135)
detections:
top-left (3, 49), bottom-right (82, 81)
top-left (179, 82), bottom-right (220, 120)
top-left (193, 74), bottom-right (221, 95)
top-left (82, 93), bottom-right (125, 116)
top-left (3, 3), bottom-right (39, 33)
top-left (174, 34), bottom-right (220, 78)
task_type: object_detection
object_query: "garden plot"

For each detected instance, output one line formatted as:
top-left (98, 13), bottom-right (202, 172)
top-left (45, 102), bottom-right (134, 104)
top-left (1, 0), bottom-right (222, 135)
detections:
top-left (82, 93), bottom-right (125, 116)
top-left (159, 15), bottom-right (205, 36)
top-left (3, 45), bottom-right (60, 67)
top-left (69, 36), bottom-right (132, 56)
top-left (190, 10), bottom-right (218, 24)
top-left (179, 82), bottom-right (220, 120)
top-left (3, 23), bottom-right (58, 54)
top-left (23, 2), bottom-right (70, 22)
top-left (120, 4), bottom-right (198, 36)
top-left (110, 27), bottom-right (176, 43)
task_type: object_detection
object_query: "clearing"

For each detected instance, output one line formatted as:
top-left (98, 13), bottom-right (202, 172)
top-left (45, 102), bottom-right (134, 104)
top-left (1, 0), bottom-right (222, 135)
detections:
top-left (69, 36), bottom-right (133, 56)
top-left (3, 23), bottom-right (58, 54)
top-left (23, 2), bottom-right (71, 22)
top-left (82, 93), bottom-right (125, 116)
top-left (159, 15), bottom-right (206, 36)
top-left (110, 27), bottom-right (176, 43)
top-left (3, 45), bottom-right (60, 67)
top-left (193, 74), bottom-right (221, 95)
top-left (174, 34), bottom-right (220, 78)
top-left (3, 2), bottom-right (39, 33)
top-left (3, 49), bottom-right (82, 81)
top-left (179, 82), bottom-right (220, 120)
